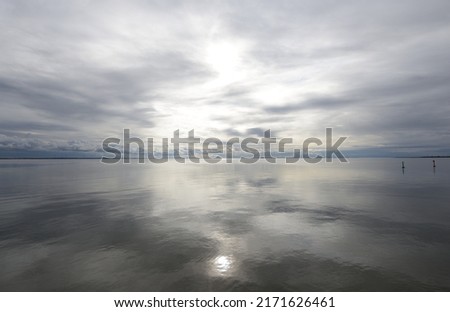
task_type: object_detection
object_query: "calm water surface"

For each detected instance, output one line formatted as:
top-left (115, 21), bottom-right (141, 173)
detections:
top-left (1, 158), bottom-right (450, 291)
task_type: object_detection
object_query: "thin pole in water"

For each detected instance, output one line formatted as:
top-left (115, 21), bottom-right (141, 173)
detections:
top-left (433, 160), bottom-right (436, 168)
top-left (402, 161), bottom-right (405, 169)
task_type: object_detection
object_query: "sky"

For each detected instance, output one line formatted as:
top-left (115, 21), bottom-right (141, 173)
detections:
top-left (1, 0), bottom-right (450, 158)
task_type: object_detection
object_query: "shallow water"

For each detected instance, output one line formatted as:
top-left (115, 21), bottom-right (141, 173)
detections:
top-left (1, 158), bottom-right (450, 291)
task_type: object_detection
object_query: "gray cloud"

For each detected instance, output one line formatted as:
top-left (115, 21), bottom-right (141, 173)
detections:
top-left (1, 0), bottom-right (450, 156)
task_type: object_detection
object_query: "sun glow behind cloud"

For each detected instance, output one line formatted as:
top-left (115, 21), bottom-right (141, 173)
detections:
top-left (206, 41), bottom-right (244, 84)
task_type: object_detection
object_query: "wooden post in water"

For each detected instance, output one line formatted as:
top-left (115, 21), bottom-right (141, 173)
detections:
top-left (433, 160), bottom-right (436, 168)
top-left (402, 161), bottom-right (405, 169)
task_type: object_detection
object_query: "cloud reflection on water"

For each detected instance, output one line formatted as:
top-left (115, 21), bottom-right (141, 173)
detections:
top-left (0, 159), bottom-right (450, 291)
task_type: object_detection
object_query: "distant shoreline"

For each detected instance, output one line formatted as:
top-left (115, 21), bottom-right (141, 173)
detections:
top-left (412, 156), bottom-right (450, 158)
top-left (1, 156), bottom-right (450, 160)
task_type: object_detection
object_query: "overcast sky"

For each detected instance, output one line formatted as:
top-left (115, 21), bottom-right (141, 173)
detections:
top-left (1, 0), bottom-right (450, 157)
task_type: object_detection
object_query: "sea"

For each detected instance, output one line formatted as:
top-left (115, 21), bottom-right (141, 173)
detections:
top-left (0, 158), bottom-right (449, 291)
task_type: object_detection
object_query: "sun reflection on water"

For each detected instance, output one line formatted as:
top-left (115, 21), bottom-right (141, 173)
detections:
top-left (214, 255), bottom-right (233, 274)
